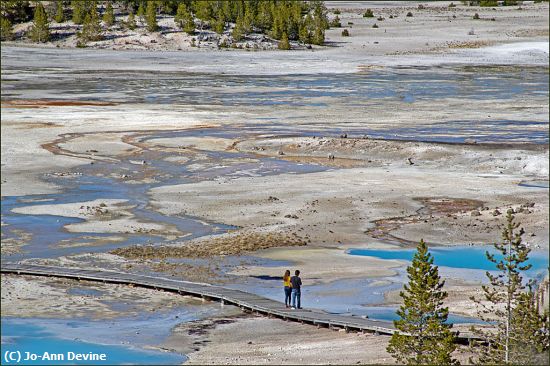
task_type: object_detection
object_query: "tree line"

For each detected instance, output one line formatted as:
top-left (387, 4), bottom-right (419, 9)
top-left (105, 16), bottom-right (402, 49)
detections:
top-left (1, 1), bottom-right (330, 49)
top-left (388, 210), bottom-right (549, 364)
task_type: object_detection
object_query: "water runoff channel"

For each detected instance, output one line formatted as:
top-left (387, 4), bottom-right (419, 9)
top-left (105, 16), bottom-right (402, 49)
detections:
top-left (1, 64), bottom-right (548, 363)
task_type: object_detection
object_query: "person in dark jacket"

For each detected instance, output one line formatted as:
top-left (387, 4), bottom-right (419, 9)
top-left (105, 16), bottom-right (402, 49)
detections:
top-left (290, 270), bottom-right (302, 309)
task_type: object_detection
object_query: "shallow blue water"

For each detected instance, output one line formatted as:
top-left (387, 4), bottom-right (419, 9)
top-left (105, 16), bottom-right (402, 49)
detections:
top-left (518, 179), bottom-right (550, 189)
top-left (1, 320), bottom-right (185, 365)
top-left (348, 246), bottom-right (549, 274)
top-left (360, 306), bottom-right (487, 324)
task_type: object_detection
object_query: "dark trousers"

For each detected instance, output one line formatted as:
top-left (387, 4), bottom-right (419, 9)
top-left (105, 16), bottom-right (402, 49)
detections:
top-left (284, 287), bottom-right (291, 305)
top-left (291, 288), bottom-right (301, 308)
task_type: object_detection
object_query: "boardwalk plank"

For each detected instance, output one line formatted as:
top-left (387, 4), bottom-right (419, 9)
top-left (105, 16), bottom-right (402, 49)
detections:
top-left (0, 264), bottom-right (477, 341)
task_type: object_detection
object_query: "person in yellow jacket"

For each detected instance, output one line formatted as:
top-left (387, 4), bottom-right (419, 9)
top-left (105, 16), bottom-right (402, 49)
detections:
top-left (283, 269), bottom-right (292, 308)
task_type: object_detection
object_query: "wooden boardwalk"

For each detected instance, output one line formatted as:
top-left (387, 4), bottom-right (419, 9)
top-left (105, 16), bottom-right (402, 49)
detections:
top-left (1, 263), bottom-right (476, 342)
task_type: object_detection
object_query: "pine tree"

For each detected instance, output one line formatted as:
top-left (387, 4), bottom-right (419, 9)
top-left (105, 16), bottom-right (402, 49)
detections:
top-left (174, 3), bottom-right (194, 34)
top-left (54, 2), bottom-right (64, 23)
top-left (299, 13), bottom-right (313, 44)
top-left (103, 1), bottom-right (115, 26)
top-left (136, 2), bottom-right (145, 22)
top-left (1, 16), bottom-right (14, 41)
top-left (78, 3), bottom-right (102, 44)
top-left (278, 32), bottom-right (290, 50)
top-left (510, 290), bottom-right (550, 364)
top-left (471, 210), bottom-right (549, 364)
top-left (242, 7), bottom-right (254, 34)
top-left (126, 10), bottom-right (136, 30)
top-left (211, 9), bottom-right (225, 35)
top-left (193, 0), bottom-right (212, 22)
top-left (386, 239), bottom-right (458, 365)
top-left (232, 15), bottom-right (245, 41)
top-left (72, 0), bottom-right (85, 24)
top-left (29, 2), bottom-right (50, 43)
top-left (312, 23), bottom-right (324, 45)
top-left (145, 1), bottom-right (158, 32)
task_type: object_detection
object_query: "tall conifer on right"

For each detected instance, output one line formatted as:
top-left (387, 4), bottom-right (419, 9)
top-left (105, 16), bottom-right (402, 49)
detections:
top-left (470, 210), bottom-right (549, 364)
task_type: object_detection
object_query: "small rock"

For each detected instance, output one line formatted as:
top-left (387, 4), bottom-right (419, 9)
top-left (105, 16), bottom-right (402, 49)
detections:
top-left (471, 210), bottom-right (481, 217)
top-left (327, 153), bottom-right (335, 160)
top-left (492, 209), bottom-right (501, 216)
top-left (278, 150), bottom-right (285, 155)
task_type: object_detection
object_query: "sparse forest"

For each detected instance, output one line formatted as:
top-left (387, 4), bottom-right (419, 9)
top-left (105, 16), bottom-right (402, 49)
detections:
top-left (0, 0), bottom-right (331, 48)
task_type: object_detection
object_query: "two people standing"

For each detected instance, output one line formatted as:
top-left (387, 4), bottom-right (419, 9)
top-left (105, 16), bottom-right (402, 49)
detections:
top-left (283, 269), bottom-right (302, 309)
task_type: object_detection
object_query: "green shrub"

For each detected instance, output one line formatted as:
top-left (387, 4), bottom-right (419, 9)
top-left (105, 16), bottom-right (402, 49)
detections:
top-left (329, 16), bottom-right (341, 27)
top-left (406, 11), bottom-right (413, 17)
top-left (341, 28), bottom-right (350, 36)
top-left (473, 12), bottom-right (480, 19)
top-left (278, 32), bottom-right (290, 50)
top-left (333, 9), bottom-right (341, 15)
top-left (1, 16), bottom-right (14, 41)
top-left (372, 23), bottom-right (379, 28)
top-left (363, 9), bottom-right (374, 17)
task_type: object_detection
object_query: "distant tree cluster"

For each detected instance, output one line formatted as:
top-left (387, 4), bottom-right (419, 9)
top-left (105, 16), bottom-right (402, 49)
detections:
top-left (1, 1), bottom-right (331, 47)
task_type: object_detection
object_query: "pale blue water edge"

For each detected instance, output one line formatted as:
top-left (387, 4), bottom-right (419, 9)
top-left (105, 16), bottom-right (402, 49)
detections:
top-left (360, 306), bottom-right (487, 324)
top-left (348, 246), bottom-right (549, 275)
top-left (1, 319), bottom-right (186, 365)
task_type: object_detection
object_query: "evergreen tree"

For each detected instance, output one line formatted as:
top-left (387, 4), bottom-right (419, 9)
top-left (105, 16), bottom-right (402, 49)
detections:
top-left (278, 31), bottom-right (290, 50)
top-left (232, 15), bottom-right (245, 41)
top-left (471, 210), bottom-right (549, 364)
top-left (211, 9), bottom-right (225, 34)
top-left (1, 1), bottom-right (33, 24)
top-left (193, 0), bottom-right (212, 21)
top-left (256, 1), bottom-right (272, 31)
top-left (242, 6), bottom-right (254, 34)
top-left (174, 3), bottom-right (194, 34)
top-left (386, 239), bottom-right (458, 365)
top-left (510, 290), bottom-right (550, 364)
top-left (136, 1), bottom-right (145, 22)
top-left (145, 1), bottom-right (158, 31)
top-left (103, 1), bottom-right (115, 26)
top-left (29, 2), bottom-right (50, 43)
top-left (78, 4), bottom-right (102, 44)
top-left (363, 8), bottom-right (374, 18)
top-left (270, 11), bottom-right (284, 40)
top-left (299, 13), bottom-right (313, 44)
top-left (126, 10), bottom-right (136, 30)
top-left (54, 2), bottom-right (64, 23)
top-left (1, 16), bottom-right (14, 41)
top-left (72, 0), bottom-right (85, 24)
top-left (311, 23), bottom-right (324, 45)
